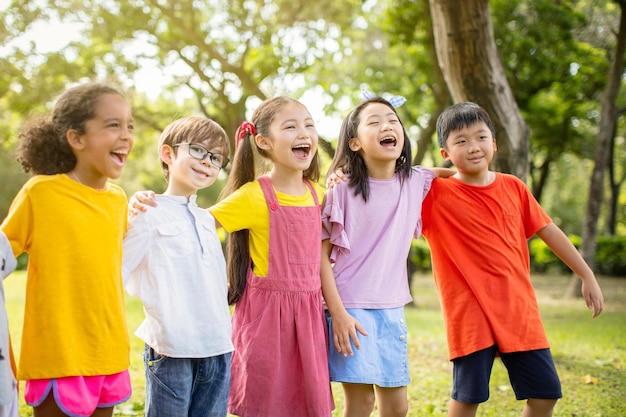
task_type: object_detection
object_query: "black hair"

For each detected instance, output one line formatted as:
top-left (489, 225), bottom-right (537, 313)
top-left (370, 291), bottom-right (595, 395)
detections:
top-left (327, 96), bottom-right (412, 201)
top-left (436, 102), bottom-right (496, 149)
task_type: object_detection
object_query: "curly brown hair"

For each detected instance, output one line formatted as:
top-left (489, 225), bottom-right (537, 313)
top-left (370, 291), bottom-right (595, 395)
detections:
top-left (16, 83), bottom-right (127, 175)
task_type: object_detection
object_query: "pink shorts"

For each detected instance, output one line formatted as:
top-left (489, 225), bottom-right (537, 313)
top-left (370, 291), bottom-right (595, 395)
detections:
top-left (24, 370), bottom-right (131, 417)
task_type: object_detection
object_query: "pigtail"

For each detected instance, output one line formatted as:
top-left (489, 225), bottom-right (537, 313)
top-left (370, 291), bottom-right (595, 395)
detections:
top-left (220, 122), bottom-right (257, 305)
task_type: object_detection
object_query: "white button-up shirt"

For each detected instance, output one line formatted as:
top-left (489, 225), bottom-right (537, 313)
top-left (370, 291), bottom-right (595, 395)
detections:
top-left (123, 195), bottom-right (233, 358)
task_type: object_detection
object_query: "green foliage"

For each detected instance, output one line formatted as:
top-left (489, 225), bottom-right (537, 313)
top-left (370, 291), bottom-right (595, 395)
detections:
top-left (595, 235), bottom-right (626, 276)
top-left (529, 234), bottom-right (581, 274)
top-left (409, 237), bottom-right (432, 271)
top-left (0, 143), bottom-right (29, 219)
top-left (539, 154), bottom-right (592, 234)
top-left (0, 0), bottom-right (624, 249)
top-left (529, 234), bottom-right (626, 276)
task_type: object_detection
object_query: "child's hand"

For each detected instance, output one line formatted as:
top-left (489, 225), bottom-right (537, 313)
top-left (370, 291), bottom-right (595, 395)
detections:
top-left (582, 278), bottom-right (604, 318)
top-left (129, 190), bottom-right (157, 216)
top-left (325, 169), bottom-right (347, 189)
top-left (330, 309), bottom-right (368, 357)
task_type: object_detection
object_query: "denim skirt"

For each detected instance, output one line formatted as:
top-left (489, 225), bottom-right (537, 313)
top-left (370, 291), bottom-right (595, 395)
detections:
top-left (325, 306), bottom-right (410, 387)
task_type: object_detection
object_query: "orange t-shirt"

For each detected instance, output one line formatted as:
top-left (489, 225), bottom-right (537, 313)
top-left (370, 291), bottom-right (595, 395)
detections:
top-left (422, 174), bottom-right (551, 360)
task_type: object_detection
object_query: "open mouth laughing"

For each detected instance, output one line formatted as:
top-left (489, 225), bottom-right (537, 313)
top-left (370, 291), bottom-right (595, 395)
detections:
top-left (380, 136), bottom-right (397, 147)
top-left (111, 150), bottom-right (129, 166)
top-left (292, 144), bottom-right (312, 159)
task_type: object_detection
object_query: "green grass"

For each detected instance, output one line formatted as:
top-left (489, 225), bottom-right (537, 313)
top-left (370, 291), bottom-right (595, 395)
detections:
top-left (4, 272), bottom-right (625, 416)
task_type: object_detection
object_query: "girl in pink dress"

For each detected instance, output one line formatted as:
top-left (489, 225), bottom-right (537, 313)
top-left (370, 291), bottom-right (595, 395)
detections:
top-left (210, 97), bottom-right (333, 417)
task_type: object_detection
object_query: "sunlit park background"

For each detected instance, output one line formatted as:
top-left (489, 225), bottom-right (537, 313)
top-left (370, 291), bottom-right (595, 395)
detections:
top-left (1, 0), bottom-right (625, 416)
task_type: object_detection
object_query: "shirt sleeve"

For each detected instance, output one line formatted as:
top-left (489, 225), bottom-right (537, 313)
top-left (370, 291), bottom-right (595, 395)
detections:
top-left (122, 211), bottom-right (152, 290)
top-left (210, 182), bottom-right (263, 233)
top-left (321, 182), bottom-right (351, 261)
top-left (513, 176), bottom-right (551, 238)
top-left (421, 178), bottom-right (438, 235)
top-left (418, 167), bottom-right (435, 199)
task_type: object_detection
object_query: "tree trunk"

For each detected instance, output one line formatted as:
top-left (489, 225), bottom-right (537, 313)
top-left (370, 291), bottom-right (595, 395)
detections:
top-left (428, 0), bottom-right (529, 180)
top-left (605, 130), bottom-right (626, 236)
top-left (414, 1), bottom-right (451, 166)
top-left (530, 156), bottom-right (554, 202)
top-left (566, 0), bottom-right (626, 298)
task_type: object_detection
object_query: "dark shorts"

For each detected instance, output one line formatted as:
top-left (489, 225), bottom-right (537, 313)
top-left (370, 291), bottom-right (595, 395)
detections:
top-left (451, 345), bottom-right (562, 404)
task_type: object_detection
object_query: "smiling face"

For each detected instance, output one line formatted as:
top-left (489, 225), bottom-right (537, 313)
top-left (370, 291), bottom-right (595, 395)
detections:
top-left (158, 116), bottom-right (229, 197)
top-left (349, 102), bottom-right (404, 177)
top-left (441, 120), bottom-right (497, 177)
top-left (69, 93), bottom-right (134, 188)
top-left (255, 100), bottom-right (319, 174)
top-left (164, 141), bottom-right (224, 197)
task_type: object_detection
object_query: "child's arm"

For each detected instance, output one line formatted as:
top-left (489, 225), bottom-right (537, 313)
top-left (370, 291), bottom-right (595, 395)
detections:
top-left (326, 167), bottom-right (456, 188)
top-left (430, 167), bottom-right (456, 178)
top-left (0, 232), bottom-right (17, 280)
top-left (320, 239), bottom-right (367, 357)
top-left (536, 222), bottom-right (604, 318)
top-left (130, 191), bottom-right (225, 229)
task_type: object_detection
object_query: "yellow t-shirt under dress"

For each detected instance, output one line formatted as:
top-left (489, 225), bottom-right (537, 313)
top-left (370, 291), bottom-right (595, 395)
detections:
top-left (210, 179), bottom-right (325, 277)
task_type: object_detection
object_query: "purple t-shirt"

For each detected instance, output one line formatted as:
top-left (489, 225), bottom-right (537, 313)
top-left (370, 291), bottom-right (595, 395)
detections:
top-left (321, 166), bottom-right (434, 308)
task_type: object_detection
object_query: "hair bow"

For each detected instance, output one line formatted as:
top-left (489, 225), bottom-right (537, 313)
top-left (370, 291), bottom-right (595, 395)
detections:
top-left (361, 87), bottom-right (406, 108)
top-left (235, 121), bottom-right (257, 148)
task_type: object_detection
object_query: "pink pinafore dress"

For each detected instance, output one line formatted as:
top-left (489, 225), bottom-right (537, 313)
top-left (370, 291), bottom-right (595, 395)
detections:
top-left (228, 176), bottom-right (334, 417)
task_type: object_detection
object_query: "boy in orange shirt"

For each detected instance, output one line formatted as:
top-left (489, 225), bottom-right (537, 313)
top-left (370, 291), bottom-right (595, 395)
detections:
top-left (421, 102), bottom-right (604, 417)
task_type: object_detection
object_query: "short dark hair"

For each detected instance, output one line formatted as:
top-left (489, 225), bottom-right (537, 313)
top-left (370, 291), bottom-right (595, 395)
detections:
top-left (436, 102), bottom-right (496, 149)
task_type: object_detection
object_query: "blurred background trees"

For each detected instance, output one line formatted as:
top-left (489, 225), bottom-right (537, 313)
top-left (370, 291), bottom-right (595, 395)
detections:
top-left (1, 0), bottom-right (624, 277)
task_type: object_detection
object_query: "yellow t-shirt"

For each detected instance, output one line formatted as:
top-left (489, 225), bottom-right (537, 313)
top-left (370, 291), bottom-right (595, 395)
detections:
top-left (1, 174), bottom-right (130, 379)
top-left (210, 179), bottom-right (324, 277)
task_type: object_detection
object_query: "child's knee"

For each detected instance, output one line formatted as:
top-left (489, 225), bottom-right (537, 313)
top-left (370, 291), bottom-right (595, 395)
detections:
top-left (526, 397), bottom-right (558, 414)
top-left (383, 400), bottom-right (408, 417)
top-left (343, 384), bottom-right (376, 415)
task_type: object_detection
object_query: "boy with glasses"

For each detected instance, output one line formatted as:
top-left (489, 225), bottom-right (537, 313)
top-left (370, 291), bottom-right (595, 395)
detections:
top-left (123, 116), bottom-right (233, 417)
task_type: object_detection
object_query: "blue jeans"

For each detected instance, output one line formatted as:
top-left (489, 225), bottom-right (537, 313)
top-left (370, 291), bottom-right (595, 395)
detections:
top-left (144, 344), bottom-right (231, 417)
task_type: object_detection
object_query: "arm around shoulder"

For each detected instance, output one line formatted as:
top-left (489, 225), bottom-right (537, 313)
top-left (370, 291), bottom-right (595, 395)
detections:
top-left (429, 166), bottom-right (456, 178)
top-left (536, 222), bottom-right (604, 318)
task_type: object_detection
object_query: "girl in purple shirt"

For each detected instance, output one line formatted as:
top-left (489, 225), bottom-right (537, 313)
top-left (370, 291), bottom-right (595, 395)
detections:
top-left (321, 95), bottom-right (450, 417)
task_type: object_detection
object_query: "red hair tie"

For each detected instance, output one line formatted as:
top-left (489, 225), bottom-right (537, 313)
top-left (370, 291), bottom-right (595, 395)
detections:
top-left (235, 121), bottom-right (256, 148)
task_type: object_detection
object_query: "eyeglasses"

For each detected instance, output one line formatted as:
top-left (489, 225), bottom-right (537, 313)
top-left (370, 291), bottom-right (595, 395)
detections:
top-left (173, 143), bottom-right (230, 169)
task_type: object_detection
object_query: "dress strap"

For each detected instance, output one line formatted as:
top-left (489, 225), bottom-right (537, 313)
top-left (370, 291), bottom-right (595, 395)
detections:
top-left (257, 176), bottom-right (320, 209)
top-left (257, 175), bottom-right (279, 212)
top-left (302, 179), bottom-right (320, 208)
